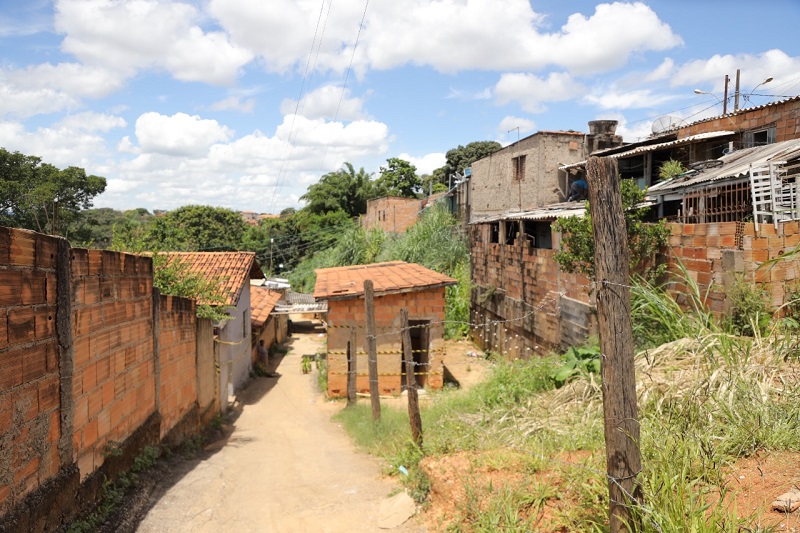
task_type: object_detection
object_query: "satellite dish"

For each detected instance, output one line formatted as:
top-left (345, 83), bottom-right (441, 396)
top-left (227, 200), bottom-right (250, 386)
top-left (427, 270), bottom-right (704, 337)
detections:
top-left (651, 116), bottom-right (683, 134)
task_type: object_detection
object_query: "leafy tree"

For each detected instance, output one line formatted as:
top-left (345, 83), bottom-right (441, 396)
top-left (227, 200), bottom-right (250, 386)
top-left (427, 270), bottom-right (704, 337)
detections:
top-left (374, 158), bottom-right (422, 198)
top-left (300, 162), bottom-right (374, 217)
top-left (279, 207), bottom-right (296, 217)
top-left (67, 207), bottom-right (152, 248)
top-left (433, 141), bottom-right (502, 187)
top-left (159, 205), bottom-right (247, 251)
top-left (0, 147), bottom-right (106, 235)
top-left (553, 179), bottom-right (669, 279)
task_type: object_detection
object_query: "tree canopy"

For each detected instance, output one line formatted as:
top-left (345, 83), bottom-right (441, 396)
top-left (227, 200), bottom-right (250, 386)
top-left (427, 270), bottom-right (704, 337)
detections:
top-left (374, 158), bottom-right (421, 198)
top-left (300, 162), bottom-right (374, 217)
top-left (0, 147), bottom-right (106, 235)
top-left (436, 141), bottom-right (502, 185)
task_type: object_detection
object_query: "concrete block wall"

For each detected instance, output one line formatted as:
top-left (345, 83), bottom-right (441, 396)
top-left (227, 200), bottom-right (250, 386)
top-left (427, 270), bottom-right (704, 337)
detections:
top-left (667, 221), bottom-right (800, 313)
top-left (470, 224), bottom-right (593, 357)
top-left (0, 229), bottom-right (61, 515)
top-left (157, 294), bottom-right (197, 439)
top-left (70, 249), bottom-right (155, 479)
top-left (326, 289), bottom-right (446, 397)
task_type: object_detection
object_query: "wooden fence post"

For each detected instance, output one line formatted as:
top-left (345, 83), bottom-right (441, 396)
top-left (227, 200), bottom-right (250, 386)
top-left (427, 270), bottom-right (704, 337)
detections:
top-left (400, 308), bottom-right (423, 448)
top-left (586, 156), bottom-right (643, 532)
top-left (364, 280), bottom-right (381, 421)
top-left (347, 327), bottom-right (357, 407)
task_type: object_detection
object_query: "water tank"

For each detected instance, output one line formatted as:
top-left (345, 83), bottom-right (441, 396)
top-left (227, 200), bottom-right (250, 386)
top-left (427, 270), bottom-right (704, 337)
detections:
top-left (588, 120), bottom-right (618, 135)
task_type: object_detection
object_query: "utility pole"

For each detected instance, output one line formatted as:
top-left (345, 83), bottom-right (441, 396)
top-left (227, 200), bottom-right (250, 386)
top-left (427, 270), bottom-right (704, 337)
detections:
top-left (364, 280), bottom-right (381, 421)
top-left (586, 156), bottom-right (643, 532)
top-left (400, 309), bottom-right (423, 448)
top-left (723, 74), bottom-right (730, 115)
top-left (269, 237), bottom-right (274, 275)
top-left (734, 68), bottom-right (741, 112)
top-left (347, 327), bottom-right (357, 407)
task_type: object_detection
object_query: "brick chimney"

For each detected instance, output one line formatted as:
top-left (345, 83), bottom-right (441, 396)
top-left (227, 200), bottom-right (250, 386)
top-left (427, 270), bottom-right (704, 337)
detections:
top-left (587, 120), bottom-right (623, 154)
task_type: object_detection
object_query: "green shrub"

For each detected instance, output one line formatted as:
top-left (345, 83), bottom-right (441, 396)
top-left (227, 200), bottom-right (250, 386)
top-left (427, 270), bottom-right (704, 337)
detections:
top-left (550, 344), bottom-right (601, 388)
top-left (724, 277), bottom-right (770, 336)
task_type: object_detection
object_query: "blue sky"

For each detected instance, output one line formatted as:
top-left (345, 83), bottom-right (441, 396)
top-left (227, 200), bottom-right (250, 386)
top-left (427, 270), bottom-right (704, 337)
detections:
top-left (1, 0), bottom-right (799, 214)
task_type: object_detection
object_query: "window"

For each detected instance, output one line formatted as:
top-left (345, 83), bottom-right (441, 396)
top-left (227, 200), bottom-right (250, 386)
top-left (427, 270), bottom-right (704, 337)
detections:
top-left (504, 221), bottom-right (519, 245)
top-left (743, 126), bottom-right (776, 148)
top-left (523, 221), bottom-right (552, 250)
top-left (489, 223), bottom-right (500, 243)
top-left (512, 155), bottom-right (526, 181)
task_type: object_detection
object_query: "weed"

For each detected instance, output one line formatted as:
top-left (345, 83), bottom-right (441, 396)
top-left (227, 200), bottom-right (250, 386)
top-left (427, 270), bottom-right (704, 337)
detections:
top-left (550, 343), bottom-right (601, 388)
top-left (724, 276), bottom-right (770, 336)
top-left (316, 356), bottom-right (328, 393)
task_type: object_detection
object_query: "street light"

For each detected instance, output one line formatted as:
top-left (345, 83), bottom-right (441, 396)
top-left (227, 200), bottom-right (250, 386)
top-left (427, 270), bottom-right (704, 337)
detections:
top-left (744, 76), bottom-right (774, 104)
top-left (693, 88), bottom-right (729, 114)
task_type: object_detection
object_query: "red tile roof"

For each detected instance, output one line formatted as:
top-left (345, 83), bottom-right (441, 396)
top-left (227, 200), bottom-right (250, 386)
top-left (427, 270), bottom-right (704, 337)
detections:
top-left (163, 252), bottom-right (264, 306)
top-left (250, 286), bottom-right (282, 328)
top-left (313, 261), bottom-right (457, 300)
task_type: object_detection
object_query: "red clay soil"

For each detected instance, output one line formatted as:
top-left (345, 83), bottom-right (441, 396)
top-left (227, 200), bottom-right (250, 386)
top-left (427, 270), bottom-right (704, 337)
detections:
top-left (420, 449), bottom-right (800, 531)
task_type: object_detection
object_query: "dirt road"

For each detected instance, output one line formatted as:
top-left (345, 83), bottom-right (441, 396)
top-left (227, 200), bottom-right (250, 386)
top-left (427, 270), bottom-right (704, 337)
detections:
top-left (137, 319), bottom-right (423, 532)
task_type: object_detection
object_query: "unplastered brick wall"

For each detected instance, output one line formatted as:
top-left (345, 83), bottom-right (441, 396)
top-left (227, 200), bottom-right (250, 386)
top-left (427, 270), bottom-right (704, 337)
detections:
top-left (70, 249), bottom-right (155, 479)
top-left (363, 197), bottom-right (424, 233)
top-left (469, 224), bottom-right (593, 358)
top-left (0, 229), bottom-right (61, 515)
top-left (667, 221), bottom-right (800, 313)
top-left (157, 294), bottom-right (197, 439)
top-left (326, 289), bottom-right (446, 397)
top-left (680, 97), bottom-right (800, 143)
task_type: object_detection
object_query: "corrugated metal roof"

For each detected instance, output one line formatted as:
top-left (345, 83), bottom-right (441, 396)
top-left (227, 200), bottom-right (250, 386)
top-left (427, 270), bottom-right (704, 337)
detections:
top-left (560, 131), bottom-right (735, 171)
top-left (647, 139), bottom-right (800, 193)
top-left (471, 202), bottom-right (585, 223)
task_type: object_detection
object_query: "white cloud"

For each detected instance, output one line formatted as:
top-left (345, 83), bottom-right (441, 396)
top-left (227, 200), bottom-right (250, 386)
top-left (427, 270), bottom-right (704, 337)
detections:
top-left (0, 120), bottom-right (112, 169)
top-left (280, 85), bottom-right (367, 121)
top-left (210, 96), bottom-right (256, 113)
top-left (55, 112), bottom-right (126, 132)
top-left (606, 113), bottom-right (654, 143)
top-left (669, 50), bottom-right (800, 95)
top-left (584, 89), bottom-right (676, 110)
top-left (497, 116), bottom-right (536, 136)
top-left (55, 0), bottom-right (253, 85)
top-left (645, 57), bottom-right (675, 82)
top-left (211, 0), bottom-right (681, 75)
top-left (495, 72), bottom-right (584, 113)
top-left (134, 112), bottom-right (234, 157)
top-left (446, 87), bottom-right (492, 101)
top-left (7, 62), bottom-right (126, 99)
top-left (0, 82), bottom-right (78, 118)
top-left (396, 152), bottom-right (446, 175)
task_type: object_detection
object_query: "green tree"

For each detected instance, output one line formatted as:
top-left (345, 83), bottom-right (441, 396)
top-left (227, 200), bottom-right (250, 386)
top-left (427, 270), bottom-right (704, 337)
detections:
top-left (0, 148), bottom-right (106, 235)
top-left (553, 179), bottom-right (669, 279)
top-left (300, 163), bottom-right (374, 217)
top-left (434, 141), bottom-right (502, 187)
top-left (374, 158), bottom-right (421, 198)
top-left (157, 205), bottom-right (247, 251)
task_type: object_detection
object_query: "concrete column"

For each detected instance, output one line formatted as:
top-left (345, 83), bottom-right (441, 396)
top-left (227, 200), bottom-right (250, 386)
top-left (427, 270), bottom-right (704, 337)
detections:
top-left (55, 238), bottom-right (75, 467)
top-left (152, 287), bottom-right (161, 412)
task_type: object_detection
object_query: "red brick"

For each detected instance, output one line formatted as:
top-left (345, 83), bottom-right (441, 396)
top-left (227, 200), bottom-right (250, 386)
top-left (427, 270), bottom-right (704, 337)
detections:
top-left (83, 418), bottom-right (98, 448)
top-left (0, 270), bottom-right (22, 306)
top-left (88, 389), bottom-right (103, 418)
top-left (102, 380), bottom-right (114, 407)
top-left (38, 377), bottom-right (59, 412)
top-left (8, 307), bottom-right (35, 344)
top-left (0, 346), bottom-right (24, 389)
top-left (14, 385), bottom-right (39, 422)
top-left (74, 395), bottom-right (89, 429)
top-left (9, 230), bottom-right (36, 267)
top-left (0, 395), bottom-right (12, 434)
top-left (21, 273), bottom-right (47, 305)
top-left (82, 363), bottom-right (97, 395)
top-left (14, 457), bottom-right (39, 489)
top-left (35, 307), bottom-right (56, 340)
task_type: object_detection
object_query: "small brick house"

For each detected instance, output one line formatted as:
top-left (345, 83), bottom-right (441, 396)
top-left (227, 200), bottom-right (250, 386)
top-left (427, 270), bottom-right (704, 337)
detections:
top-left (313, 261), bottom-right (457, 397)
top-left (250, 286), bottom-right (288, 363)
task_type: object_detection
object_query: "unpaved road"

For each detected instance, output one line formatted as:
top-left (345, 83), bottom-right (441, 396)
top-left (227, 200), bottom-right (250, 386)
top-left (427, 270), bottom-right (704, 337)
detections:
top-left (137, 319), bottom-right (423, 533)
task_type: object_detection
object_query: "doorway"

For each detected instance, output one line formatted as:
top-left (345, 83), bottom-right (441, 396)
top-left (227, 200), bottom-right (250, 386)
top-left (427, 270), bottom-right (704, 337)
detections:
top-left (401, 320), bottom-right (430, 389)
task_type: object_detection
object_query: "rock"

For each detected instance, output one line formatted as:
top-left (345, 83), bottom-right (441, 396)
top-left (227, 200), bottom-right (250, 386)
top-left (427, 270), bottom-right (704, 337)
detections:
top-left (378, 491), bottom-right (416, 529)
top-left (772, 488), bottom-right (800, 513)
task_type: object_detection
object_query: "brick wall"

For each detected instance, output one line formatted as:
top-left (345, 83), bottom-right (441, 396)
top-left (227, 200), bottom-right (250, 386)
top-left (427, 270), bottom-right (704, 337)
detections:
top-left (0, 229), bottom-right (61, 514)
top-left (470, 224), bottom-right (593, 357)
top-left (0, 228), bottom-right (221, 527)
top-left (70, 249), bottom-right (155, 479)
top-left (680, 97), bottom-right (800, 142)
top-left (667, 221), bottom-right (800, 313)
top-left (157, 294), bottom-right (197, 439)
top-left (326, 289), bottom-right (446, 397)
top-left (363, 197), bottom-right (424, 233)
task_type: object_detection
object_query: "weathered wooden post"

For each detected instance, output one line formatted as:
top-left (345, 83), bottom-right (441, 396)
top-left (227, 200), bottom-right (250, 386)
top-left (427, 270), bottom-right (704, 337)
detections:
top-left (400, 308), bottom-right (423, 447)
top-left (347, 327), bottom-right (357, 407)
top-left (586, 156), bottom-right (643, 532)
top-left (364, 280), bottom-right (381, 421)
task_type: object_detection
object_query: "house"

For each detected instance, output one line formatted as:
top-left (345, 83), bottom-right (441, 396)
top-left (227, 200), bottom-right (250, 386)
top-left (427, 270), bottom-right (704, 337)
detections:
top-left (363, 193), bottom-right (448, 233)
top-left (468, 98), bottom-right (800, 357)
top-left (313, 261), bottom-right (457, 397)
top-left (164, 252), bottom-right (263, 411)
top-left (250, 286), bottom-right (288, 364)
